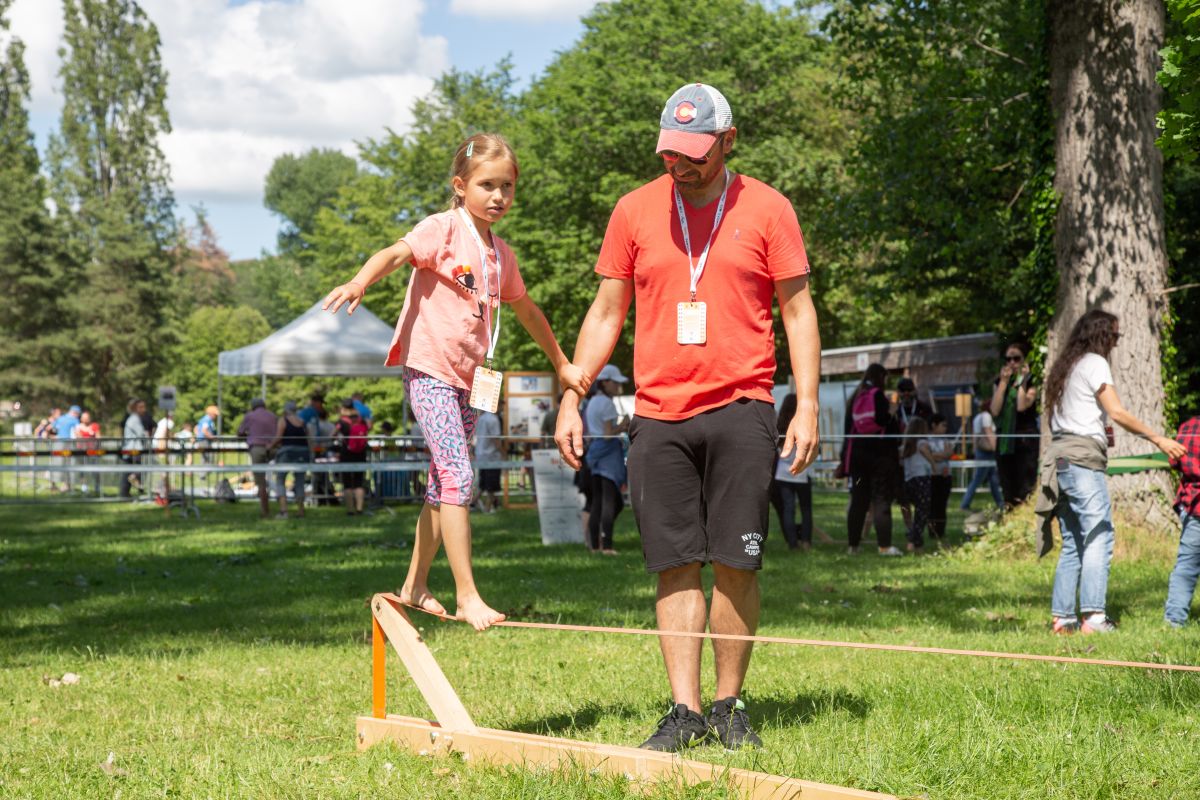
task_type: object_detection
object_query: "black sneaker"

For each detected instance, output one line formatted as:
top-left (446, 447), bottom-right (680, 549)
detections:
top-left (639, 703), bottom-right (711, 752)
top-left (707, 696), bottom-right (763, 751)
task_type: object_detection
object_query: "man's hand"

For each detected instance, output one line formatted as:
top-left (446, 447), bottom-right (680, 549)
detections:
top-left (554, 398), bottom-right (585, 470)
top-left (782, 402), bottom-right (819, 474)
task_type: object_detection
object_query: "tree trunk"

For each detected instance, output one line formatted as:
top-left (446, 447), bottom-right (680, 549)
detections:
top-left (1047, 0), bottom-right (1174, 526)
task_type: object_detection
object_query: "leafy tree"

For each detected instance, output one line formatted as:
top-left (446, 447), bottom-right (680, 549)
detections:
top-left (1158, 0), bottom-right (1200, 160)
top-left (166, 305), bottom-right (270, 428)
top-left (263, 147), bottom-right (357, 255)
top-left (822, 0), bottom-right (1055, 351)
top-left (173, 207), bottom-right (235, 309)
top-left (46, 0), bottom-right (177, 418)
top-left (229, 254), bottom-right (322, 329)
top-left (0, 2), bottom-right (64, 406)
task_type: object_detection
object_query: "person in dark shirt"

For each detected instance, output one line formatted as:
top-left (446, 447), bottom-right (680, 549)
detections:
top-left (844, 363), bottom-right (903, 556)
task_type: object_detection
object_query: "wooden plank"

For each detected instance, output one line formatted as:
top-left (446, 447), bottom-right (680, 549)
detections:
top-left (356, 715), bottom-right (896, 800)
top-left (370, 593), bottom-right (476, 732)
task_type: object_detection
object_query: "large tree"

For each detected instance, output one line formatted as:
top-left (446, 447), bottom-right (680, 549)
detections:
top-left (1048, 0), bottom-right (1174, 518)
top-left (47, 0), bottom-right (176, 418)
top-left (263, 147), bottom-right (358, 256)
top-left (0, 2), bottom-right (63, 405)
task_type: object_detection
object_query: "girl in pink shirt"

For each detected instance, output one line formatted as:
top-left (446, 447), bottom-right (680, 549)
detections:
top-left (324, 133), bottom-right (589, 630)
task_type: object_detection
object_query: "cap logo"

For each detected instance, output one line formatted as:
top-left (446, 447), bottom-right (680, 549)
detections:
top-left (674, 101), bottom-right (697, 124)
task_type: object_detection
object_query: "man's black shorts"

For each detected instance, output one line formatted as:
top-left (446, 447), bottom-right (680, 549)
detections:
top-left (626, 398), bottom-right (777, 572)
top-left (479, 468), bottom-right (502, 492)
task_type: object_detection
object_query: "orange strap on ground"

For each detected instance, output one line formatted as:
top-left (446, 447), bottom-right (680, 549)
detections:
top-left (391, 596), bottom-right (1200, 674)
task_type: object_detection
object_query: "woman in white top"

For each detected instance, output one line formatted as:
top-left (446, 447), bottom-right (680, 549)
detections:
top-left (1043, 310), bottom-right (1186, 634)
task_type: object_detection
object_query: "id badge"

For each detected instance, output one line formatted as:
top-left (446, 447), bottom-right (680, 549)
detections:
top-left (677, 301), bottom-right (707, 345)
top-left (469, 365), bottom-right (503, 413)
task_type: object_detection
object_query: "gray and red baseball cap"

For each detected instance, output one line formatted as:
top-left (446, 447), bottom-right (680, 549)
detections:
top-left (656, 83), bottom-right (733, 159)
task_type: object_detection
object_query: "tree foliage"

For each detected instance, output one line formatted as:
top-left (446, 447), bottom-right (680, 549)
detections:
top-left (1158, 0), bottom-right (1200, 161)
top-left (822, 0), bottom-right (1055, 351)
top-left (263, 147), bottom-right (357, 255)
top-left (0, 4), bottom-right (64, 404)
top-left (45, 0), bottom-right (177, 418)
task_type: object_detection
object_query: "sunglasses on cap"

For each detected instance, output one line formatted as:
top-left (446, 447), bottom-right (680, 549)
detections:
top-left (661, 133), bottom-right (725, 166)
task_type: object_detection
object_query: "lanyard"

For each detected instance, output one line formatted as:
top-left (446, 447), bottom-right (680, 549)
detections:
top-left (456, 207), bottom-right (501, 362)
top-left (674, 168), bottom-right (731, 301)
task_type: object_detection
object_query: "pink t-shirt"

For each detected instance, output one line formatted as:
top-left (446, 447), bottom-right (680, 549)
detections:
top-left (385, 210), bottom-right (527, 390)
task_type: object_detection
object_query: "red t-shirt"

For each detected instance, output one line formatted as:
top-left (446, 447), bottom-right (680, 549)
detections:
top-left (595, 173), bottom-right (810, 421)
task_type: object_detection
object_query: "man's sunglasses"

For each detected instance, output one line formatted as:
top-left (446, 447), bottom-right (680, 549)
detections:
top-left (661, 134), bottom-right (725, 166)
top-left (1005, 355), bottom-right (1023, 362)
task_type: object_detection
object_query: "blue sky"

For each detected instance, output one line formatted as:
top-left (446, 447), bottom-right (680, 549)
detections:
top-left (7, 0), bottom-right (594, 260)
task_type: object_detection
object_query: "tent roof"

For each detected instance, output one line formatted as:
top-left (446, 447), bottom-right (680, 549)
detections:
top-left (218, 301), bottom-right (398, 377)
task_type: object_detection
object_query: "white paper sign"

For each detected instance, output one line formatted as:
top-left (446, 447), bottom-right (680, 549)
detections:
top-left (531, 448), bottom-right (585, 545)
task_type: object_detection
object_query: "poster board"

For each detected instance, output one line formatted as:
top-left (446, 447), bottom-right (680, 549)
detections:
top-left (531, 448), bottom-right (585, 545)
top-left (504, 372), bottom-right (557, 440)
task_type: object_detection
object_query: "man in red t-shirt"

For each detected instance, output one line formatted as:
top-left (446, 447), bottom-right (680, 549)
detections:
top-left (555, 83), bottom-right (820, 752)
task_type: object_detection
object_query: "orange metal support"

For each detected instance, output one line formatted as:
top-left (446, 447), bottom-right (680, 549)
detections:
top-left (371, 614), bottom-right (386, 719)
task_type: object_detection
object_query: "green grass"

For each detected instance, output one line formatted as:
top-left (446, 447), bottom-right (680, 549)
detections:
top-left (2, 495), bottom-right (1199, 798)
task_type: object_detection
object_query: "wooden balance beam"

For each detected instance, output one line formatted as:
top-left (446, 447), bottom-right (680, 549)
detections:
top-left (356, 593), bottom-right (896, 800)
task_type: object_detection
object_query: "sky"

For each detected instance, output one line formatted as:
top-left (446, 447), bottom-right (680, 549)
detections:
top-left (6, 0), bottom-right (597, 260)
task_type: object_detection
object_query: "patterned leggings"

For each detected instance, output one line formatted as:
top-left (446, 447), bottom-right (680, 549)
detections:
top-left (403, 367), bottom-right (477, 507)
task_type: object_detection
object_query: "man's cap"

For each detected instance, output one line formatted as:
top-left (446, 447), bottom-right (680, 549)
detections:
top-left (897, 377), bottom-right (916, 392)
top-left (250, 397), bottom-right (265, 409)
top-left (283, 400), bottom-right (298, 413)
top-left (68, 405), bottom-right (81, 415)
top-left (597, 364), bottom-right (629, 384)
top-left (656, 83), bottom-right (733, 160)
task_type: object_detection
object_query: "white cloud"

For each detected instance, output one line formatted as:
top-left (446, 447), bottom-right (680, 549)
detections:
top-left (7, 0), bottom-right (448, 201)
top-left (450, 0), bottom-right (597, 21)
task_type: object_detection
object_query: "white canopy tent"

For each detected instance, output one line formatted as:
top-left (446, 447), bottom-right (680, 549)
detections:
top-left (216, 301), bottom-right (398, 428)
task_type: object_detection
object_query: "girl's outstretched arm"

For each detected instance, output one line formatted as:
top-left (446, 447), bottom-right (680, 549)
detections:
top-left (509, 294), bottom-right (592, 396)
top-left (323, 241), bottom-right (414, 315)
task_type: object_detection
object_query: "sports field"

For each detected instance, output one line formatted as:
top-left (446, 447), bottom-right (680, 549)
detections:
top-left (1, 498), bottom-right (1198, 799)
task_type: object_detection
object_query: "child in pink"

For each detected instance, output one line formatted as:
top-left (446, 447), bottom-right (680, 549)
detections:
top-left (324, 133), bottom-right (589, 630)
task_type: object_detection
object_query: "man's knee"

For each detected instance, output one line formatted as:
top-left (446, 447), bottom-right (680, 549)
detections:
top-left (657, 562), bottom-right (703, 593)
top-left (712, 562), bottom-right (758, 594)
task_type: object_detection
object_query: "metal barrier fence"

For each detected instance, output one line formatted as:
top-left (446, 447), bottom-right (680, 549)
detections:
top-left (0, 436), bottom-right (543, 510)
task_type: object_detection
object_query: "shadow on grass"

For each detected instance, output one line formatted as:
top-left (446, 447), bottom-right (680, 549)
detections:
top-left (507, 700), bottom-right (645, 735)
top-left (747, 688), bottom-right (871, 727)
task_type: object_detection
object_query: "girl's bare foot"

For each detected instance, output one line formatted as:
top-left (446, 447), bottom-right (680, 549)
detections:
top-left (397, 585), bottom-right (447, 617)
top-left (456, 595), bottom-right (506, 631)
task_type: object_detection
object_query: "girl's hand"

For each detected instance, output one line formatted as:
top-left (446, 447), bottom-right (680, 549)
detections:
top-left (558, 363), bottom-right (592, 396)
top-left (1154, 435), bottom-right (1187, 461)
top-left (323, 281), bottom-right (366, 315)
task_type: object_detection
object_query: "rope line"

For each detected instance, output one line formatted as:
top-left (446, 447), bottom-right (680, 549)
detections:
top-left (392, 597), bottom-right (1200, 675)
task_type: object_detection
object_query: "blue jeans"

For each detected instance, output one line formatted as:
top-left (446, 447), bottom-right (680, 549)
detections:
top-left (1051, 462), bottom-right (1115, 620)
top-left (960, 464), bottom-right (1003, 510)
top-left (1165, 511), bottom-right (1200, 626)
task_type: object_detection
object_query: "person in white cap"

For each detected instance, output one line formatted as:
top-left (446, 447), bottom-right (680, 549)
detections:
top-left (584, 364), bottom-right (630, 554)
top-left (556, 82), bottom-right (820, 752)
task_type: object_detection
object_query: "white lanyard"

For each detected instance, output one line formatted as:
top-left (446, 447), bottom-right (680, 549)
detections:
top-left (674, 168), bottom-right (731, 301)
top-left (456, 207), bottom-right (501, 362)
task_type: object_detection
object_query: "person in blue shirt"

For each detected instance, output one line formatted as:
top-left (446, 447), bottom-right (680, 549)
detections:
top-left (298, 392), bottom-right (325, 429)
top-left (53, 405), bottom-right (81, 438)
top-left (351, 392), bottom-right (373, 429)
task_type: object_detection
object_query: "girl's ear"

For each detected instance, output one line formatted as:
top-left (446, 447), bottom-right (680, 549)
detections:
top-left (452, 175), bottom-right (466, 199)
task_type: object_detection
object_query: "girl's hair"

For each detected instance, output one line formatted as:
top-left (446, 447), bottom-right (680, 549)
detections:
top-left (449, 133), bottom-right (519, 209)
top-left (1044, 309), bottom-right (1120, 415)
top-left (1003, 341), bottom-right (1030, 358)
top-left (848, 363), bottom-right (889, 410)
top-left (900, 416), bottom-right (930, 460)
top-left (777, 393), bottom-right (797, 437)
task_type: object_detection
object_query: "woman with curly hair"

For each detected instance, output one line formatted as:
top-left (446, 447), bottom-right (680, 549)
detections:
top-left (1039, 309), bottom-right (1185, 634)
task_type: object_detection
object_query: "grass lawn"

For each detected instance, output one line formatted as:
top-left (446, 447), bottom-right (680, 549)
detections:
top-left (2, 493), bottom-right (1199, 799)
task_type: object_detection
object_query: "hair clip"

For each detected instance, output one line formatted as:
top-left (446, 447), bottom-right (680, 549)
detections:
top-left (465, 141), bottom-right (474, 158)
